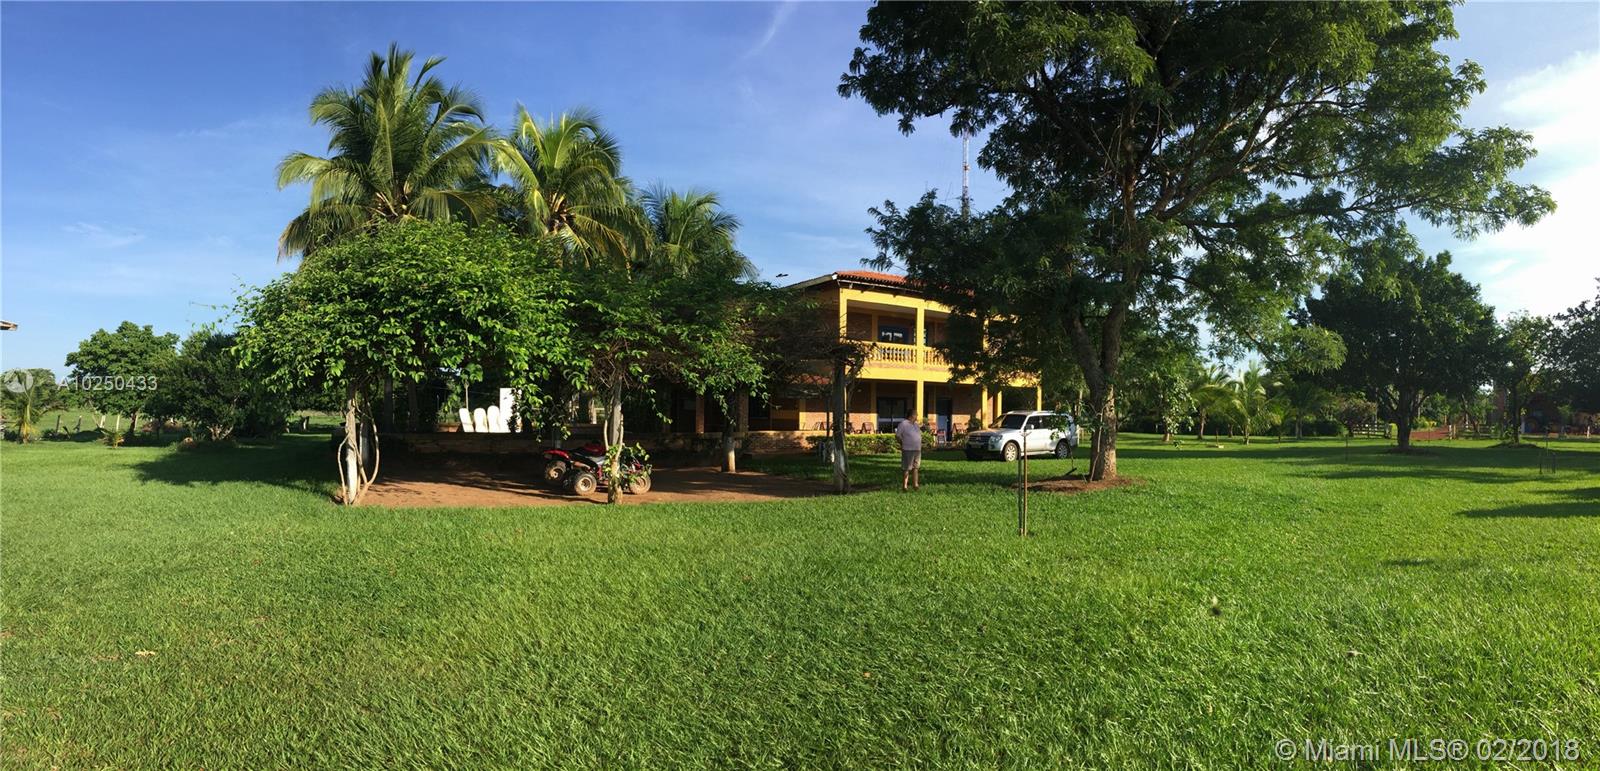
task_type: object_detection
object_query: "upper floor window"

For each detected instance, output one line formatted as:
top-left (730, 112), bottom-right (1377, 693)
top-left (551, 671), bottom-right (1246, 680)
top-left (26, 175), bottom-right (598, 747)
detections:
top-left (878, 323), bottom-right (911, 344)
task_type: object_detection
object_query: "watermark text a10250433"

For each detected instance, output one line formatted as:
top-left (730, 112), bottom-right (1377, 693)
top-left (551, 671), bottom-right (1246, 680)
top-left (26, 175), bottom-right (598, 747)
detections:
top-left (2, 371), bottom-right (159, 394)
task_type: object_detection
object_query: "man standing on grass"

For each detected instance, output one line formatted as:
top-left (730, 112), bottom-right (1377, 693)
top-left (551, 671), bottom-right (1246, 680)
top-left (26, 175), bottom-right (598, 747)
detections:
top-left (896, 412), bottom-right (922, 492)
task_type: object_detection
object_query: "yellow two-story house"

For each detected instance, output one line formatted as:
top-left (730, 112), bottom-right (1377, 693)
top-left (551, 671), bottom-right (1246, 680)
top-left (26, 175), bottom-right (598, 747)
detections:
top-left (791, 270), bottom-right (1041, 438)
top-left (655, 270), bottom-right (1041, 452)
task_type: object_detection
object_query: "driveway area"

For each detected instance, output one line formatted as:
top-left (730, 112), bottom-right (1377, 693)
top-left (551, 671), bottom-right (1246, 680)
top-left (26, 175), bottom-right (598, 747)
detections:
top-left (363, 453), bottom-right (828, 507)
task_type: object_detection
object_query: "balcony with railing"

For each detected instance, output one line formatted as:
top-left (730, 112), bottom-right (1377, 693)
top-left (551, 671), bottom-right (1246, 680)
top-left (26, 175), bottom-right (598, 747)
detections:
top-left (859, 341), bottom-right (952, 378)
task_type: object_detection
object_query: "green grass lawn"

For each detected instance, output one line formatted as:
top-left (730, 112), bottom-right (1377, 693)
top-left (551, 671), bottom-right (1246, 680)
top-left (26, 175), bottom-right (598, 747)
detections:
top-left (2, 433), bottom-right (1596, 767)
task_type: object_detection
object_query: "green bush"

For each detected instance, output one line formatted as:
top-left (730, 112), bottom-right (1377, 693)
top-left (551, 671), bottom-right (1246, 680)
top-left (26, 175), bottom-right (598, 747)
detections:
top-left (805, 430), bottom-right (938, 455)
top-left (149, 330), bottom-right (290, 441)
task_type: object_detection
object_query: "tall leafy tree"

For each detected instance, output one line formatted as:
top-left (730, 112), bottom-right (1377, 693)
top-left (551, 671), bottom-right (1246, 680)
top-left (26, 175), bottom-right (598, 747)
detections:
top-left (1548, 281), bottom-right (1600, 416)
top-left (491, 109), bottom-right (642, 265)
top-left (1493, 312), bottom-right (1554, 444)
top-left (841, 2), bottom-right (1552, 479)
top-left (237, 221), bottom-right (578, 504)
top-left (148, 330), bottom-right (291, 442)
top-left (65, 321), bottom-right (178, 432)
top-left (574, 187), bottom-right (763, 502)
top-left (277, 44), bottom-right (496, 259)
top-left (1306, 233), bottom-right (1498, 450)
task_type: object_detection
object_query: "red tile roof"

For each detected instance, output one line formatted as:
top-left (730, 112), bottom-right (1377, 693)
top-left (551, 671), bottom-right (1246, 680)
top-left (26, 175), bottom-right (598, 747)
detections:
top-left (789, 269), bottom-right (921, 293)
top-left (835, 270), bottom-right (909, 287)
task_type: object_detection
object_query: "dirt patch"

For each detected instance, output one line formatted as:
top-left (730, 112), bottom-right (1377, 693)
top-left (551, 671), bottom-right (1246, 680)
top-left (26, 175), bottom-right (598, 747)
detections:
top-left (363, 453), bottom-right (830, 508)
top-left (1014, 475), bottom-right (1143, 494)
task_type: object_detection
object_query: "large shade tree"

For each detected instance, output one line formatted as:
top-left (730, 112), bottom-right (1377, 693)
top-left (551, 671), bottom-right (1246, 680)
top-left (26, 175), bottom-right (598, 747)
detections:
top-left (277, 44), bottom-right (497, 259)
top-left (65, 321), bottom-right (178, 433)
top-left (238, 221), bottom-right (578, 504)
top-left (840, 1), bottom-right (1552, 479)
top-left (1305, 233), bottom-right (1498, 450)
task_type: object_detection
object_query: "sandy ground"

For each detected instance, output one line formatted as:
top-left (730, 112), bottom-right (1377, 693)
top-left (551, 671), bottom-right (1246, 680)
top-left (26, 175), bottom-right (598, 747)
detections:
top-left (363, 453), bottom-right (830, 508)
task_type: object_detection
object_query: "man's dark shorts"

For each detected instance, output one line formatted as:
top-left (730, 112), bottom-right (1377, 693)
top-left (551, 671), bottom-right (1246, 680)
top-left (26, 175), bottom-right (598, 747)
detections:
top-left (901, 449), bottom-right (921, 471)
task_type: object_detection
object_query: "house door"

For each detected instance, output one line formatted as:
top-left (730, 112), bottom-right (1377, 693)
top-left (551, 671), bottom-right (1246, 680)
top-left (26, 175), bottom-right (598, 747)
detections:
top-left (935, 397), bottom-right (953, 442)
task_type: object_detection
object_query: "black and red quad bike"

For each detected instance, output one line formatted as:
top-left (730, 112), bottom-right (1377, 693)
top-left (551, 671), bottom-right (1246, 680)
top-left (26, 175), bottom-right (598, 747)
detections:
top-left (539, 441), bottom-right (606, 488)
top-left (562, 447), bottom-right (652, 496)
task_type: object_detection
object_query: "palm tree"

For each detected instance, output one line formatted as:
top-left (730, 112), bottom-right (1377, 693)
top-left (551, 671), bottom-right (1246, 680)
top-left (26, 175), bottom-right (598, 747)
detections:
top-left (1277, 377), bottom-right (1335, 439)
top-left (276, 43), bottom-right (496, 259)
top-left (1216, 363), bottom-right (1285, 445)
top-left (638, 185), bottom-right (755, 280)
top-left (2, 369), bottom-right (65, 443)
top-left (1189, 363), bottom-right (1230, 440)
top-left (491, 108), bottom-right (642, 266)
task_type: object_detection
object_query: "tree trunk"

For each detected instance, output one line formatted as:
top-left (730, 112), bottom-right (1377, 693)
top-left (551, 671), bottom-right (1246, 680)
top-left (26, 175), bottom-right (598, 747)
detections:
top-left (721, 390), bottom-right (745, 473)
top-left (1509, 385), bottom-right (1522, 445)
top-left (1295, 416), bottom-right (1303, 440)
top-left (603, 381), bottom-right (624, 504)
top-left (1087, 385), bottom-right (1118, 481)
top-left (131, 409), bottom-right (142, 437)
top-left (341, 386), bottom-right (361, 505)
top-left (1196, 412), bottom-right (1206, 441)
top-left (831, 359), bottom-right (849, 494)
top-left (1395, 388), bottom-right (1417, 451)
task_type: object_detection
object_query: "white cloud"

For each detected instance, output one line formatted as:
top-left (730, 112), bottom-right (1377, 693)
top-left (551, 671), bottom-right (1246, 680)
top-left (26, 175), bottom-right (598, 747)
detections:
top-left (744, 1), bottom-right (797, 58)
top-left (63, 221), bottom-right (145, 249)
top-left (1458, 50), bottom-right (1600, 317)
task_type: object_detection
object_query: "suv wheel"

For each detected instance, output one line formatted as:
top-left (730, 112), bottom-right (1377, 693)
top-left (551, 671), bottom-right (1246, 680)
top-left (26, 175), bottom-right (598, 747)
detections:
top-left (1001, 442), bottom-right (1020, 463)
top-left (1054, 440), bottom-right (1071, 459)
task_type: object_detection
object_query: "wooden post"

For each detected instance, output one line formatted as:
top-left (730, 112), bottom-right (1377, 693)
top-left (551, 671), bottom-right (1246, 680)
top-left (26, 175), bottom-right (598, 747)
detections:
top-left (1017, 429), bottom-right (1029, 537)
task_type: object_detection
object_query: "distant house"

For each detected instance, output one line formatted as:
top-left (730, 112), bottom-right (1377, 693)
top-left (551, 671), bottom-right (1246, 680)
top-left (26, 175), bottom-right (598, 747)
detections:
top-left (653, 270), bottom-right (1041, 451)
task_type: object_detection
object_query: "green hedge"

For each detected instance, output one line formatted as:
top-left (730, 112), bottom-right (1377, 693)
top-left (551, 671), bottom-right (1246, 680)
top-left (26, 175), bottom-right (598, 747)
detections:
top-left (805, 431), bottom-right (939, 454)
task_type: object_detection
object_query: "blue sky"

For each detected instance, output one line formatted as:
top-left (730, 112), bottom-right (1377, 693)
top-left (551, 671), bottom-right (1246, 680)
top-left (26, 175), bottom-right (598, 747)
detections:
top-left (2, 1), bottom-right (1596, 373)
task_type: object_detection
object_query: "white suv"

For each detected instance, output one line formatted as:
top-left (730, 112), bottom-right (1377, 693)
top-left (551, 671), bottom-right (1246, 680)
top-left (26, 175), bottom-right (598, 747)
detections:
top-left (964, 410), bottom-right (1078, 462)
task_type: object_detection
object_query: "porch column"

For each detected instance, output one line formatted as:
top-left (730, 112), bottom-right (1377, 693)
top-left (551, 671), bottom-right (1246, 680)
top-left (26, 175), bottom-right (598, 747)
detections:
top-left (1035, 386), bottom-right (1043, 410)
top-left (915, 378), bottom-right (925, 428)
top-left (838, 295), bottom-right (849, 340)
top-left (980, 385), bottom-right (990, 426)
top-left (868, 381), bottom-right (878, 432)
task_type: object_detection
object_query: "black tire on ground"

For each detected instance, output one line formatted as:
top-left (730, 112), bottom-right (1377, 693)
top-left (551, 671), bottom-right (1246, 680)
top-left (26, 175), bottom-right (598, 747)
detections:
top-left (568, 470), bottom-right (598, 496)
top-left (1002, 442), bottom-right (1020, 463)
top-left (1054, 440), bottom-right (1071, 459)
top-left (542, 459), bottom-right (569, 486)
top-left (625, 473), bottom-right (652, 495)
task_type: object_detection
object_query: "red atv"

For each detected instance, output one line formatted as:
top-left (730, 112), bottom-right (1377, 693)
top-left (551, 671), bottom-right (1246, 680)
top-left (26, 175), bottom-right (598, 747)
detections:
top-left (539, 442), bottom-right (606, 488)
top-left (560, 447), bottom-right (652, 496)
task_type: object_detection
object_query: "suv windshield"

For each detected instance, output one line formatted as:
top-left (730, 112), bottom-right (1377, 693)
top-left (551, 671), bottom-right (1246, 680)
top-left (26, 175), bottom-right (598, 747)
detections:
top-left (998, 414), bottom-right (1029, 429)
